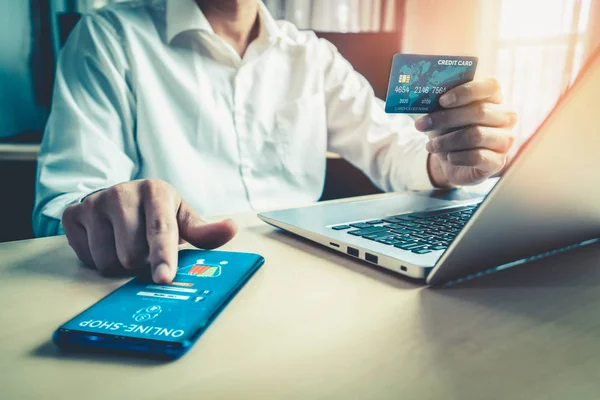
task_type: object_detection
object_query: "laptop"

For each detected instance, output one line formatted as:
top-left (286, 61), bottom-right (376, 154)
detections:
top-left (258, 46), bottom-right (600, 285)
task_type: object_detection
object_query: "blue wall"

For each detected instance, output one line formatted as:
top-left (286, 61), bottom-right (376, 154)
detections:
top-left (0, 1), bottom-right (49, 139)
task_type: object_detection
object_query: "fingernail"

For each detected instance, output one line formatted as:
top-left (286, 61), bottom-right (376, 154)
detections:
top-left (221, 218), bottom-right (238, 235)
top-left (426, 141), bottom-right (434, 153)
top-left (224, 218), bottom-right (237, 227)
top-left (415, 116), bottom-right (433, 131)
top-left (153, 263), bottom-right (172, 283)
top-left (439, 93), bottom-right (456, 107)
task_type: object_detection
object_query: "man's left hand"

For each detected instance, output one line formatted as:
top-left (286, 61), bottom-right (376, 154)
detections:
top-left (415, 77), bottom-right (518, 187)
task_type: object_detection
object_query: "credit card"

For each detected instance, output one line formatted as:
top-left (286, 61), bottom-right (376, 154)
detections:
top-left (385, 54), bottom-right (478, 114)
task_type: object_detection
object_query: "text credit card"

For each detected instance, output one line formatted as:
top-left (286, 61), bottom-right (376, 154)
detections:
top-left (385, 54), bottom-right (478, 114)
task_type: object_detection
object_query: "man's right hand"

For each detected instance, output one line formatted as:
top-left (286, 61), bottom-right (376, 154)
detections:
top-left (62, 179), bottom-right (237, 283)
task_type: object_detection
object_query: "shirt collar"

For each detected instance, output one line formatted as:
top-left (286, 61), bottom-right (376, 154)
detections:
top-left (257, 1), bottom-right (282, 42)
top-left (166, 0), bottom-right (282, 44)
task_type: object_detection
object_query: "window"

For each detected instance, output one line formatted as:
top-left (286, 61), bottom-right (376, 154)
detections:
top-left (493, 0), bottom-right (593, 143)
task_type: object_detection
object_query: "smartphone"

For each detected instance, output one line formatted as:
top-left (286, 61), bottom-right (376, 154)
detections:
top-left (53, 249), bottom-right (264, 359)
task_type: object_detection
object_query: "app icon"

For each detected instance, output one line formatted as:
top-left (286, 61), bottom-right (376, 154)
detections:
top-left (132, 305), bottom-right (162, 322)
top-left (189, 265), bottom-right (221, 277)
top-left (179, 259), bottom-right (222, 278)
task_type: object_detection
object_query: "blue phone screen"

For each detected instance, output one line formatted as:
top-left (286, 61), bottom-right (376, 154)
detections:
top-left (60, 250), bottom-right (263, 344)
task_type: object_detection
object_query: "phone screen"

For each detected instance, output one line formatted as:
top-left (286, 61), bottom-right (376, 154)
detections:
top-left (56, 250), bottom-right (263, 353)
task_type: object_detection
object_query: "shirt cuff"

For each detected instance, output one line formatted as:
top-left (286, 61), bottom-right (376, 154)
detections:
top-left (406, 148), bottom-right (436, 191)
top-left (34, 190), bottom-right (100, 237)
top-left (40, 192), bottom-right (87, 221)
top-left (36, 215), bottom-right (66, 237)
top-left (79, 187), bottom-right (106, 203)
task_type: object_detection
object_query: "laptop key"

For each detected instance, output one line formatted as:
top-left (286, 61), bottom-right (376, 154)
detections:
top-left (394, 223), bottom-right (415, 230)
top-left (382, 223), bottom-right (402, 230)
top-left (377, 238), bottom-right (402, 245)
top-left (431, 245), bottom-right (447, 251)
top-left (332, 225), bottom-right (351, 230)
top-left (409, 206), bottom-right (473, 219)
top-left (366, 219), bottom-right (384, 225)
top-left (390, 215), bottom-right (413, 222)
top-left (391, 228), bottom-right (413, 235)
top-left (398, 220), bottom-right (420, 226)
top-left (350, 222), bottom-right (373, 229)
top-left (394, 243), bottom-right (426, 251)
top-left (363, 231), bottom-right (395, 240)
top-left (347, 227), bottom-right (389, 236)
top-left (413, 249), bottom-right (433, 254)
top-left (437, 227), bottom-right (454, 233)
top-left (397, 240), bottom-right (419, 246)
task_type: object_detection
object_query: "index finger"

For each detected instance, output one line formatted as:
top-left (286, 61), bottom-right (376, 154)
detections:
top-left (439, 77), bottom-right (503, 108)
top-left (142, 180), bottom-right (180, 283)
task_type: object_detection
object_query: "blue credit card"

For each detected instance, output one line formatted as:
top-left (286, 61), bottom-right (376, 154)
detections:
top-left (385, 54), bottom-right (478, 114)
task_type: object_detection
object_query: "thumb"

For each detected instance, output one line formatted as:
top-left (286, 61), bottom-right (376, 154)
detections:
top-left (177, 200), bottom-right (238, 249)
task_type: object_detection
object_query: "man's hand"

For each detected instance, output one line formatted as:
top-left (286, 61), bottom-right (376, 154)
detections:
top-left (62, 179), bottom-right (237, 283)
top-left (415, 77), bottom-right (518, 187)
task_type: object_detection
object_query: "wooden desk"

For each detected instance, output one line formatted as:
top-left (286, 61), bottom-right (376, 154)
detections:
top-left (1, 206), bottom-right (600, 399)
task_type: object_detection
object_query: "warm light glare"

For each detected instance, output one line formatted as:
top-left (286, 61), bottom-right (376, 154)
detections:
top-left (499, 0), bottom-right (592, 39)
top-left (495, 0), bottom-right (592, 144)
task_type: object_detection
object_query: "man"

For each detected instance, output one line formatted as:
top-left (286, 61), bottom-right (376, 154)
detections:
top-left (34, 0), bottom-right (517, 284)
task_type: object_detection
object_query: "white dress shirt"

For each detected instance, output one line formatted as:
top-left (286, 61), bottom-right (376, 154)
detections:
top-left (33, 0), bottom-right (433, 237)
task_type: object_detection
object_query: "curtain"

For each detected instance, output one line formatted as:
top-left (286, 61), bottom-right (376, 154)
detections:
top-left (265, 0), bottom-right (399, 32)
top-left (485, 0), bottom-right (599, 144)
top-left (71, 0), bottom-right (400, 31)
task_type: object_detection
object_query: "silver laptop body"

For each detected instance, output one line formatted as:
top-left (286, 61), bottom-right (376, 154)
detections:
top-left (258, 46), bottom-right (600, 285)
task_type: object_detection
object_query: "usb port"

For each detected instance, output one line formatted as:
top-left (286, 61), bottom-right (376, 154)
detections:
top-left (347, 247), bottom-right (359, 257)
top-left (365, 253), bottom-right (378, 264)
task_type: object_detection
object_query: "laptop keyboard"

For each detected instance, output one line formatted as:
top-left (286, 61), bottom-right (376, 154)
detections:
top-left (330, 203), bottom-right (481, 255)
